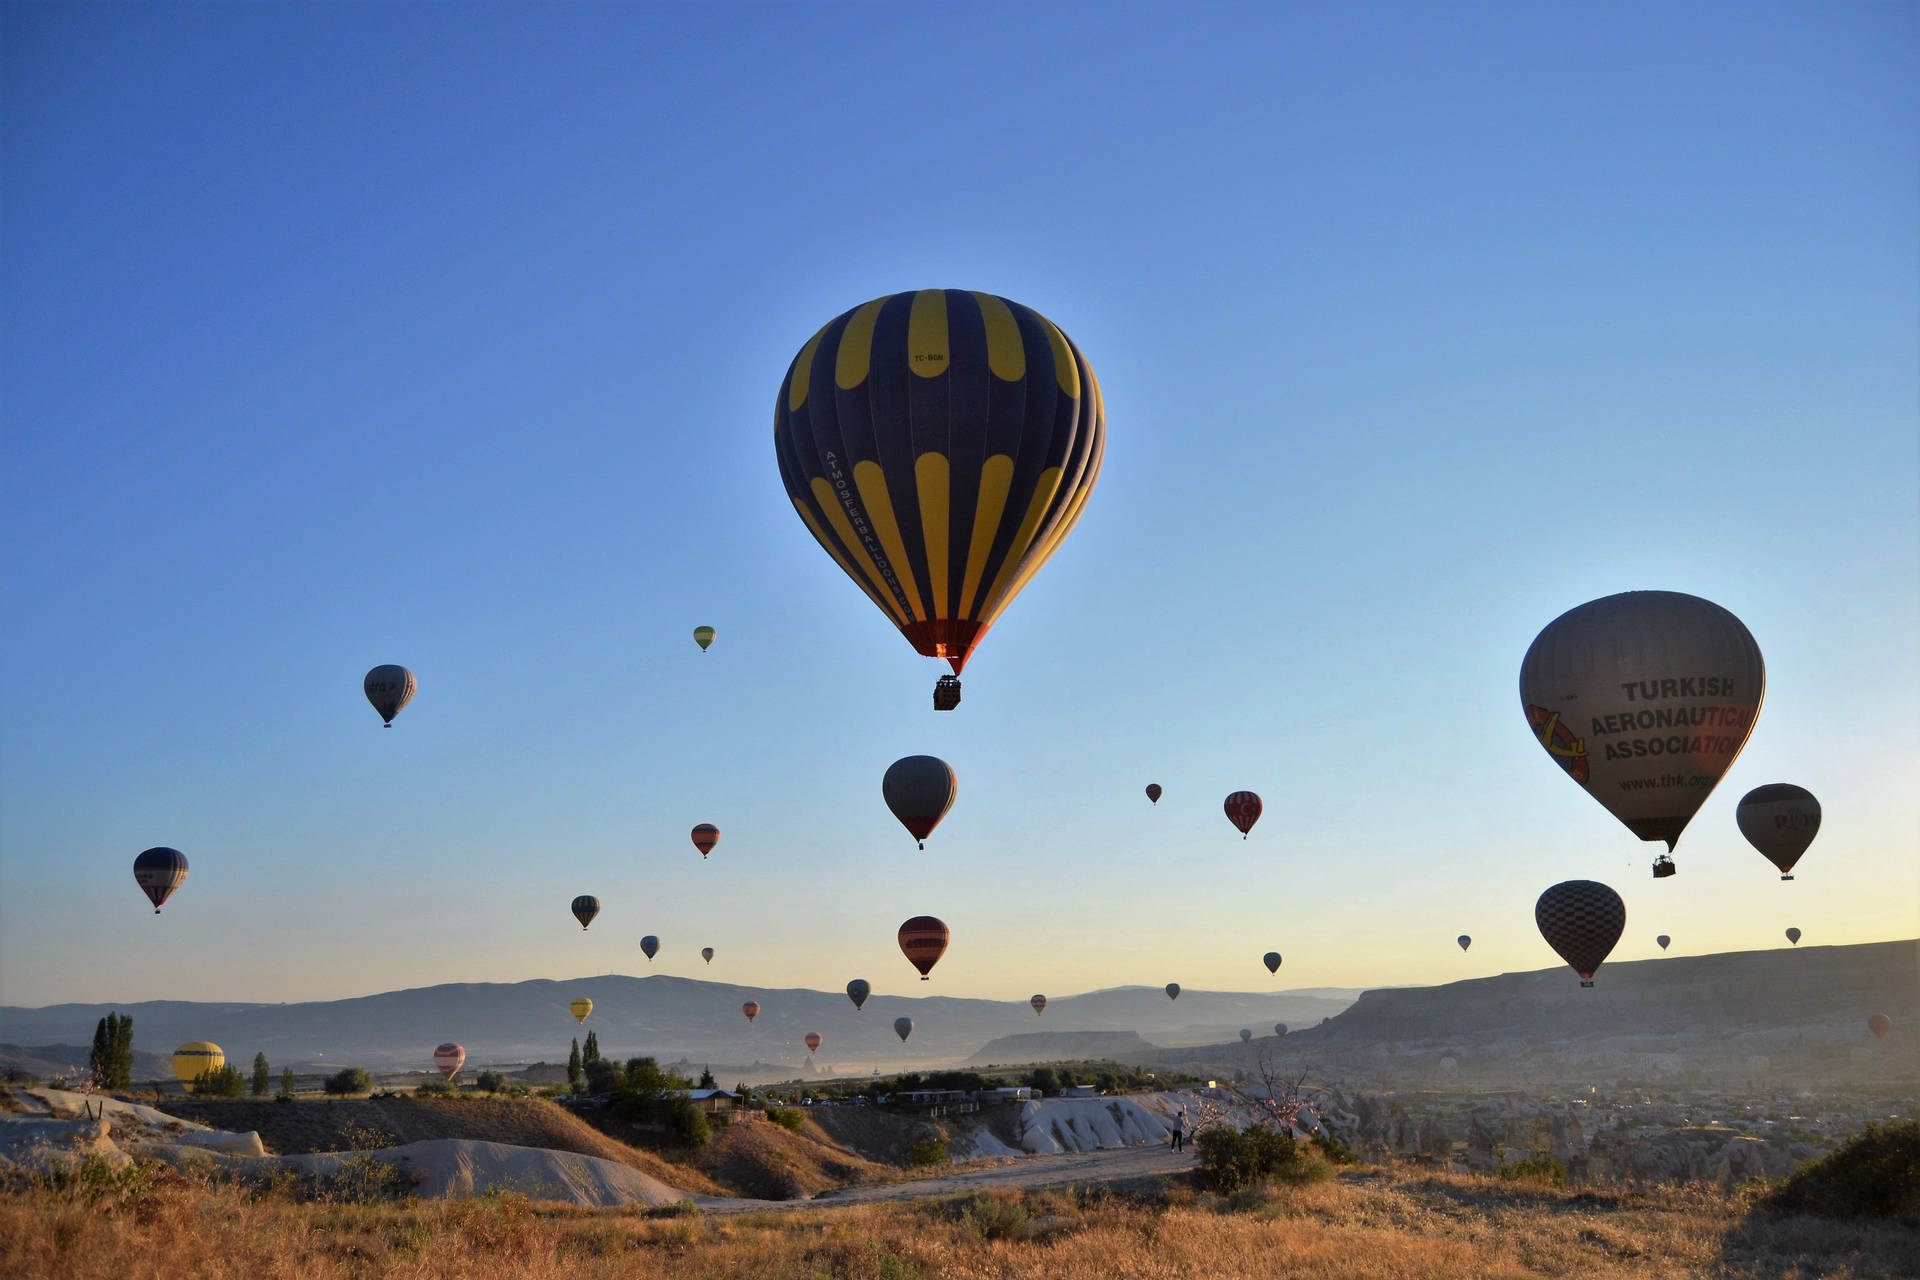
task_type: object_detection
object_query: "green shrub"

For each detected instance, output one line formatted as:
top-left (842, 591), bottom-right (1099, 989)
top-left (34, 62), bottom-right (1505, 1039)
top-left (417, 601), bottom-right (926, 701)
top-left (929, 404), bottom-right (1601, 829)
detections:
top-left (322, 1067), bottom-right (372, 1096)
top-left (476, 1070), bottom-right (506, 1094)
top-left (666, 1097), bottom-right (712, 1148)
top-left (1312, 1126), bottom-right (1358, 1165)
top-left (957, 1191), bottom-right (1031, 1240)
top-left (1195, 1124), bottom-right (1302, 1194)
top-left (908, 1135), bottom-right (950, 1167)
top-left (766, 1106), bottom-right (806, 1132)
top-left (1769, 1120), bottom-right (1920, 1219)
top-left (1495, 1154), bottom-right (1567, 1187)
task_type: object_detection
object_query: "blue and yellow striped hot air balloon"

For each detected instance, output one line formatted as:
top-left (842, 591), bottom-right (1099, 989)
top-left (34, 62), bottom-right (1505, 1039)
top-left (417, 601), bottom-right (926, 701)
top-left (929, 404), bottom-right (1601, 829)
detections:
top-left (775, 291), bottom-right (1104, 707)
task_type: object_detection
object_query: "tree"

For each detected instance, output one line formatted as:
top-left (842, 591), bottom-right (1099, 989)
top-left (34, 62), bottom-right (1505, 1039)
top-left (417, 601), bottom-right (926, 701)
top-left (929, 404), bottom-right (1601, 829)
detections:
top-left (567, 1038), bottom-right (582, 1090)
top-left (323, 1066), bottom-right (372, 1096)
top-left (582, 1031), bottom-right (600, 1066)
top-left (476, 1070), bottom-right (506, 1094)
top-left (195, 1064), bottom-right (246, 1098)
top-left (279, 1066), bottom-right (296, 1100)
top-left (698, 1065), bottom-right (717, 1090)
top-left (1027, 1066), bottom-right (1058, 1095)
top-left (88, 1012), bottom-right (133, 1090)
top-left (251, 1053), bottom-right (270, 1097)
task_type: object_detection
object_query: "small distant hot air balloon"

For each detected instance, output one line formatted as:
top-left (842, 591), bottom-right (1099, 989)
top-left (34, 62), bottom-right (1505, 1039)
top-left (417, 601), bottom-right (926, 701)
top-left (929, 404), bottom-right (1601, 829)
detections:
top-left (1224, 792), bottom-right (1262, 838)
top-left (1868, 1013), bottom-right (1891, 1039)
top-left (1656, 935), bottom-right (1671, 951)
top-left (434, 1043), bottom-right (465, 1080)
top-left (883, 756), bottom-right (957, 849)
top-left (1535, 880), bottom-right (1626, 988)
top-left (893, 1016), bottom-right (914, 1043)
top-left (569, 997), bottom-right (593, 1024)
top-left (172, 1042), bottom-right (224, 1085)
top-left (898, 916), bottom-right (949, 980)
top-left (774, 291), bottom-right (1106, 712)
top-left (1145, 784), bottom-right (1162, 804)
top-left (1030, 994), bottom-right (1047, 1016)
top-left (1785, 927), bottom-right (1801, 945)
top-left (1262, 952), bottom-right (1281, 975)
top-left (1736, 784), bottom-right (1820, 880)
top-left (364, 665), bottom-right (417, 727)
top-left (691, 824), bottom-right (720, 859)
top-left (1457, 935), bottom-right (1471, 952)
top-left (1440, 1056), bottom-right (1459, 1073)
top-left (640, 935), bottom-right (660, 961)
top-left (1164, 983), bottom-right (1180, 1001)
top-left (701, 947), bottom-right (714, 965)
top-left (133, 847), bottom-right (188, 914)
top-left (846, 979), bottom-right (871, 1011)
top-left (571, 896), bottom-right (600, 930)
top-left (742, 1001), bottom-right (760, 1022)
top-left (1274, 1023), bottom-right (1288, 1037)
top-left (804, 1033), bottom-right (823, 1054)
top-left (1520, 591), bottom-right (1764, 875)
top-left (1239, 1029), bottom-right (1252, 1043)
top-left (693, 626), bottom-right (716, 652)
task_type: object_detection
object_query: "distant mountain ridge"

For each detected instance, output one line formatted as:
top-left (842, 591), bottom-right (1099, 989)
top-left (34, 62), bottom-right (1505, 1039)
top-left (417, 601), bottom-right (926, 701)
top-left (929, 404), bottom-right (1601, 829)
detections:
top-left (0, 977), bottom-right (1358, 1071)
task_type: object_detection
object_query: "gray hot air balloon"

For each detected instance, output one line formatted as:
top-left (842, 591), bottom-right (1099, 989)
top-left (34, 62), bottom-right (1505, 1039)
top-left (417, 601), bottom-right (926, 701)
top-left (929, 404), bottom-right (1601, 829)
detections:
top-left (893, 1016), bottom-right (914, 1042)
top-left (846, 979), bottom-right (870, 1011)
top-left (1273, 1023), bottom-right (1288, 1037)
top-left (701, 947), bottom-right (714, 964)
top-left (640, 935), bottom-right (659, 961)
top-left (363, 665), bottom-right (417, 727)
top-left (1785, 927), bottom-right (1802, 945)
top-left (1457, 935), bottom-right (1471, 952)
top-left (883, 756), bottom-right (957, 849)
top-left (1656, 934), bottom-right (1671, 950)
top-left (1262, 951), bottom-right (1282, 974)
top-left (1239, 1028), bottom-right (1252, 1043)
top-left (1535, 880), bottom-right (1626, 987)
top-left (1736, 784), bottom-right (1820, 880)
top-left (1520, 591), bottom-right (1763, 875)
top-left (1164, 983), bottom-right (1180, 1002)
top-left (133, 846), bottom-right (189, 913)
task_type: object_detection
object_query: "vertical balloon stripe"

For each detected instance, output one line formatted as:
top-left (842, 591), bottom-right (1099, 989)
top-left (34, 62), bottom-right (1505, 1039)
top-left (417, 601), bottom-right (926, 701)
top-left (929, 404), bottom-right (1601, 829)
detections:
top-left (972, 292), bottom-right (1026, 380)
top-left (995, 343), bottom-right (1104, 615)
top-left (907, 289), bottom-right (949, 377)
top-left (960, 454), bottom-right (1014, 614)
top-left (787, 325), bottom-right (827, 411)
top-left (979, 465), bottom-right (1064, 618)
top-left (1036, 312), bottom-right (1081, 398)
top-left (834, 298), bottom-right (884, 389)
top-left (809, 477), bottom-right (909, 626)
top-left (852, 461), bottom-right (928, 621)
top-left (939, 294), bottom-right (990, 619)
top-left (915, 453), bottom-right (950, 618)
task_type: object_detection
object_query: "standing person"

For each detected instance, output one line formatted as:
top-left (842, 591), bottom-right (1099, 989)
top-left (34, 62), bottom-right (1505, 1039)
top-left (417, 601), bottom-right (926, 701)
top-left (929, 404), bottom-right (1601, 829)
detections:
top-left (1170, 1110), bottom-right (1186, 1152)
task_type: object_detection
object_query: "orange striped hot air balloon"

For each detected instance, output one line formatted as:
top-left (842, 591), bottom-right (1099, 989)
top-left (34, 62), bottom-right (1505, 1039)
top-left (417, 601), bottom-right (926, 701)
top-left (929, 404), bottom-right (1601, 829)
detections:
top-left (691, 824), bottom-right (720, 859)
top-left (1224, 792), bottom-right (1262, 838)
top-left (897, 916), bottom-right (949, 980)
top-left (1868, 1013), bottom-right (1891, 1039)
top-left (804, 1033), bottom-right (822, 1053)
top-left (1030, 994), bottom-right (1047, 1016)
top-left (742, 1001), bottom-right (760, 1023)
top-left (434, 1043), bottom-right (465, 1080)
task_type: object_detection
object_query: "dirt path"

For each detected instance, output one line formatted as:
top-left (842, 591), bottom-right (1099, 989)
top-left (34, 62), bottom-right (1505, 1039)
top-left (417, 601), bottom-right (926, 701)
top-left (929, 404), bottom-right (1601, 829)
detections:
top-left (695, 1142), bottom-right (1196, 1213)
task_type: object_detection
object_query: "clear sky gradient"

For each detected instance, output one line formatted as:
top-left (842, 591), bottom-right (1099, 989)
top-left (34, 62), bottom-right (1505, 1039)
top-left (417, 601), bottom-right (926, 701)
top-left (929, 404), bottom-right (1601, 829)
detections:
top-left (3, 3), bottom-right (1915, 1009)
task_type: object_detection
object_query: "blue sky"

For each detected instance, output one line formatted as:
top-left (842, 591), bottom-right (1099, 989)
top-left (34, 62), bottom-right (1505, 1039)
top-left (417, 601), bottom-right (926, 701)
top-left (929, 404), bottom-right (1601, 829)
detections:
top-left (3, 2), bottom-right (1915, 1009)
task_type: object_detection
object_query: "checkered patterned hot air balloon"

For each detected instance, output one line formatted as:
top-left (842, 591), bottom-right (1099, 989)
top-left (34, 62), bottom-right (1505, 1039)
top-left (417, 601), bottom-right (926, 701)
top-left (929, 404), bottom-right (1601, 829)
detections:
top-left (1534, 880), bottom-right (1626, 988)
top-left (774, 291), bottom-right (1105, 709)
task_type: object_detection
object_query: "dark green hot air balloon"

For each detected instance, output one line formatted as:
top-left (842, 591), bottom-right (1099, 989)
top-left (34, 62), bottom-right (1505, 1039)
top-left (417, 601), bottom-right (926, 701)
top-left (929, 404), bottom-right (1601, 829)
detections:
top-left (774, 291), bottom-right (1105, 710)
top-left (571, 895), bottom-right (600, 931)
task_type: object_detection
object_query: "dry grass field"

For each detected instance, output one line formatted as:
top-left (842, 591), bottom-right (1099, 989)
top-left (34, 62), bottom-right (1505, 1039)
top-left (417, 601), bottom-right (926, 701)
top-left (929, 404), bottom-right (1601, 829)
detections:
top-left (5, 1158), bottom-right (1914, 1280)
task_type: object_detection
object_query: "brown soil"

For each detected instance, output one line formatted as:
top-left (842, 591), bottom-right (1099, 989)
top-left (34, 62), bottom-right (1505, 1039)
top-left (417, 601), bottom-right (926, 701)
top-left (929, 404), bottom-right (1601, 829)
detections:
top-left (807, 1105), bottom-right (947, 1166)
top-left (686, 1115), bottom-right (899, 1200)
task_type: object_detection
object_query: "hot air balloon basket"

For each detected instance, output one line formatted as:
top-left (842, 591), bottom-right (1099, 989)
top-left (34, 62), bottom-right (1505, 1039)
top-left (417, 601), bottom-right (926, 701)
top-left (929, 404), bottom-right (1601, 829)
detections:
top-left (933, 676), bottom-right (961, 711)
top-left (1652, 856), bottom-right (1677, 879)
